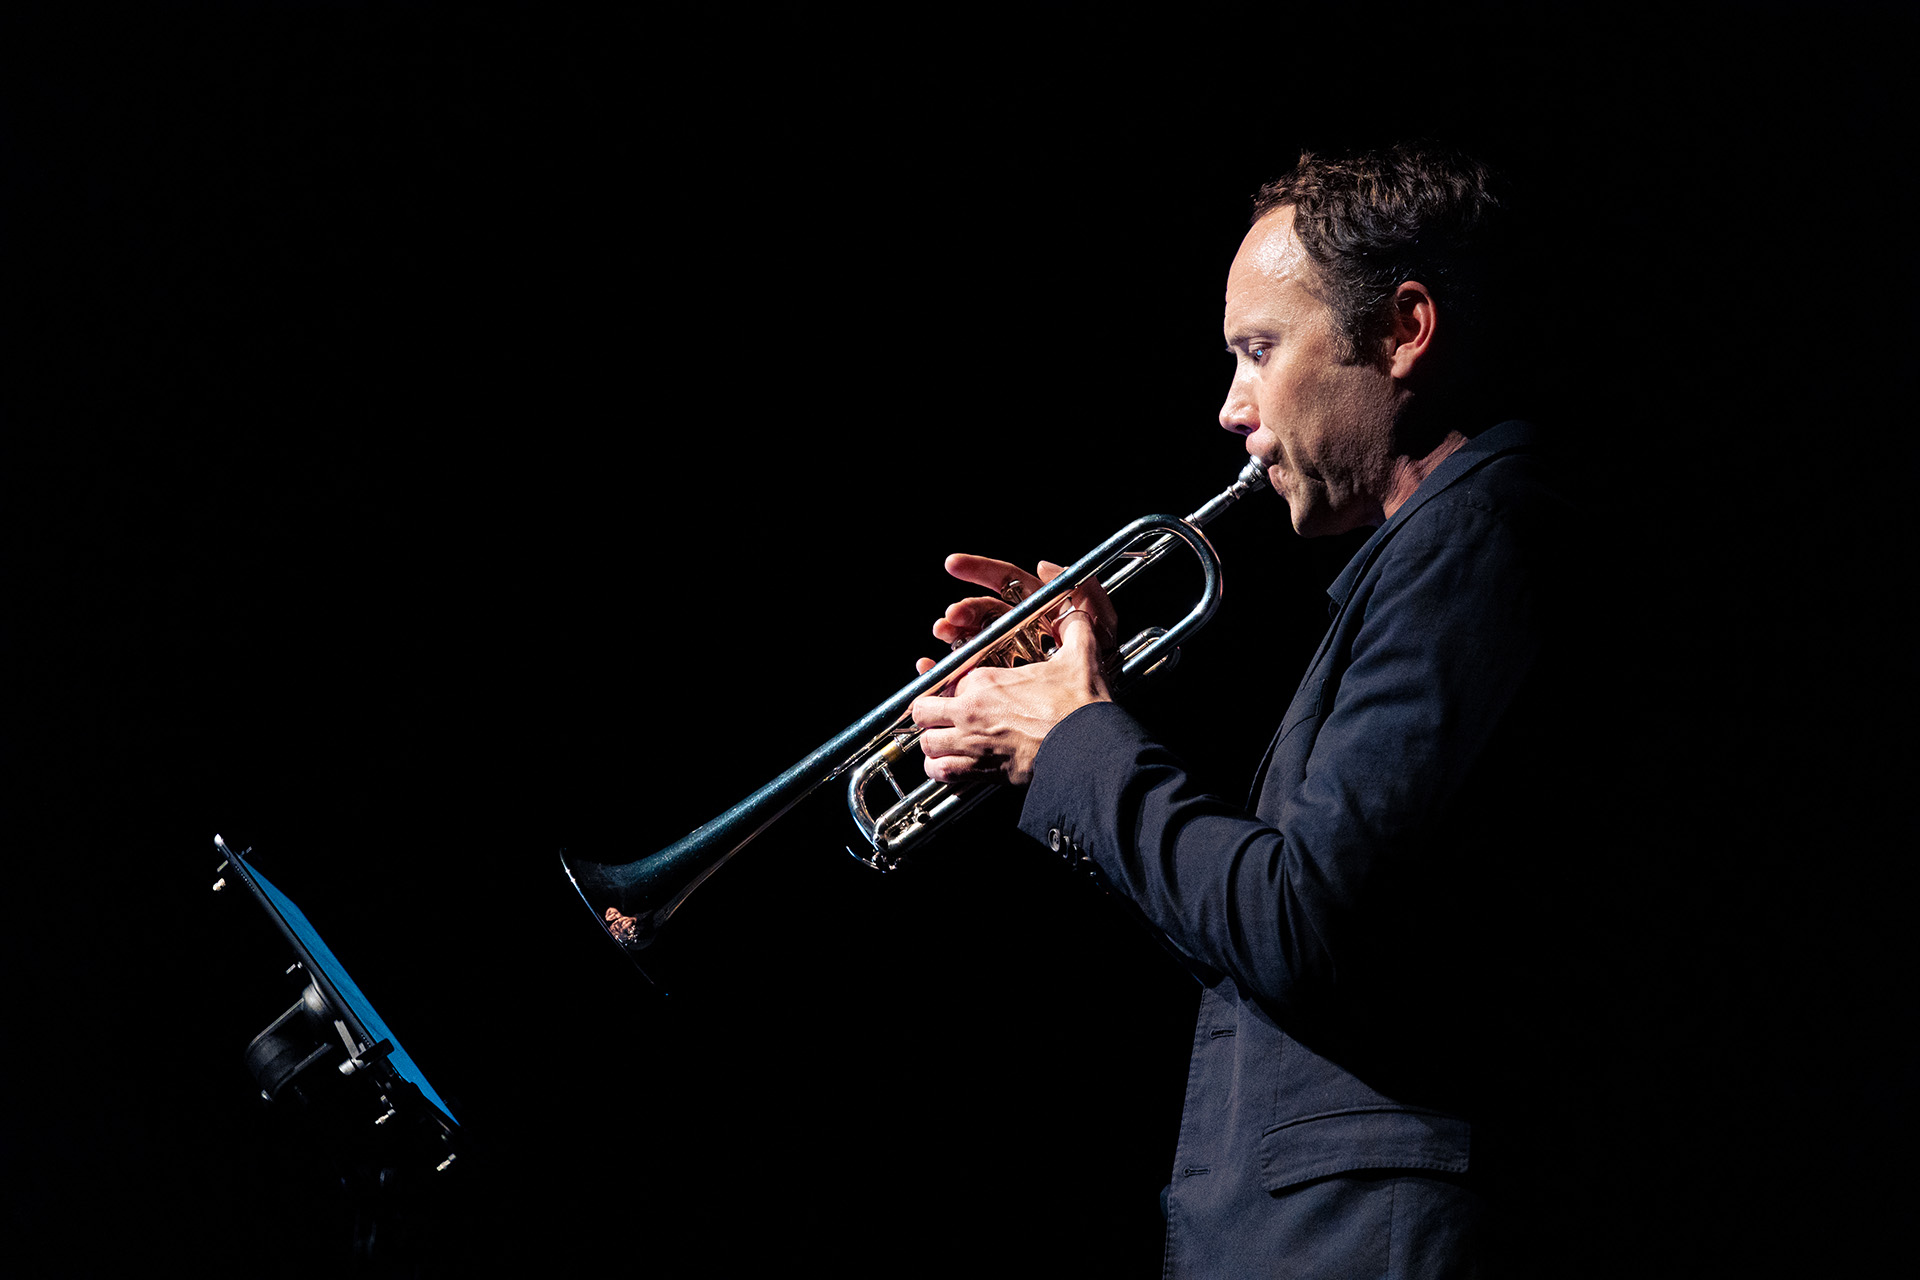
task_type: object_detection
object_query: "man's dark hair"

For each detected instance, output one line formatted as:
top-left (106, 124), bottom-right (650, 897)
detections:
top-left (1252, 143), bottom-right (1505, 370)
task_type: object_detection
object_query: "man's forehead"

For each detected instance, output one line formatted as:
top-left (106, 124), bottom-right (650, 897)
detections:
top-left (1224, 207), bottom-right (1312, 321)
top-left (1239, 208), bottom-right (1308, 282)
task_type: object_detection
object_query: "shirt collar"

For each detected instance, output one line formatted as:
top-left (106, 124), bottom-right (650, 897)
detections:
top-left (1325, 419), bottom-right (1541, 613)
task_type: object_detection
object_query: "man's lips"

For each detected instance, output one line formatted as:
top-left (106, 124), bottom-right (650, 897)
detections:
top-left (1246, 440), bottom-right (1284, 484)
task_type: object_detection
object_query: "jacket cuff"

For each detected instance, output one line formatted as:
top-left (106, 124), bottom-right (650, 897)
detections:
top-left (1016, 701), bottom-right (1214, 978)
top-left (1017, 700), bottom-right (1144, 859)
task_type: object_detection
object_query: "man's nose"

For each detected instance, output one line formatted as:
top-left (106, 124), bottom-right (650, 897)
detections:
top-left (1219, 382), bottom-right (1256, 436)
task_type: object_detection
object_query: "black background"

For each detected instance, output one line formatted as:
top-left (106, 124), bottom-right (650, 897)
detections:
top-left (7, 4), bottom-right (1910, 1275)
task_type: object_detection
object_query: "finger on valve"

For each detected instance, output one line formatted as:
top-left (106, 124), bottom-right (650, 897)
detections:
top-left (945, 553), bottom-right (1040, 599)
top-left (934, 556), bottom-right (1046, 672)
top-left (931, 593), bottom-right (1011, 651)
top-left (1033, 564), bottom-right (1118, 655)
top-left (916, 552), bottom-right (1066, 683)
top-left (920, 596), bottom-right (1011, 689)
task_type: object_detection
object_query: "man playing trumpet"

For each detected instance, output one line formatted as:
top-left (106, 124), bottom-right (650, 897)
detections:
top-left (910, 144), bottom-right (1608, 1277)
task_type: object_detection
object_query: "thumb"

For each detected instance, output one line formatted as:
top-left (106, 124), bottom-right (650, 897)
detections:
top-left (1074, 576), bottom-right (1118, 644)
top-left (1050, 600), bottom-right (1115, 699)
top-left (1053, 594), bottom-right (1105, 659)
top-left (1055, 578), bottom-right (1117, 650)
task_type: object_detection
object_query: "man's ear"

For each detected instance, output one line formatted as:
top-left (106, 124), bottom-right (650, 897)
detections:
top-left (1386, 280), bottom-right (1437, 380)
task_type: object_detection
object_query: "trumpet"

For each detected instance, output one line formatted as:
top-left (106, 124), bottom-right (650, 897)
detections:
top-left (561, 457), bottom-right (1269, 959)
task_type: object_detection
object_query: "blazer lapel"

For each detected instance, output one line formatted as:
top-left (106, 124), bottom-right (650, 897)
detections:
top-left (1243, 421), bottom-right (1541, 808)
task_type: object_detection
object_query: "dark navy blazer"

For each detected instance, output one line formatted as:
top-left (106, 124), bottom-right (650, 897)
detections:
top-left (1020, 422), bottom-right (1595, 1276)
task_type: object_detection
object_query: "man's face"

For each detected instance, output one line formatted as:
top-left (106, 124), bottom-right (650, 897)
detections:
top-left (1219, 207), bottom-right (1403, 537)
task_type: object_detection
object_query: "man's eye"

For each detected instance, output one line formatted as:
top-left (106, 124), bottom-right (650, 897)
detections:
top-left (1249, 343), bottom-right (1270, 363)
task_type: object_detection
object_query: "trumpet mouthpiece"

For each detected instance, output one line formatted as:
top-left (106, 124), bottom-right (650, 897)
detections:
top-left (1230, 458), bottom-right (1270, 498)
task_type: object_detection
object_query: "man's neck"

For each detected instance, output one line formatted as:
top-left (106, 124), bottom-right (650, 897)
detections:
top-left (1381, 429), bottom-right (1471, 522)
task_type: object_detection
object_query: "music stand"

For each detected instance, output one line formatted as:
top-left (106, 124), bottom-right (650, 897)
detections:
top-left (214, 834), bottom-right (461, 1261)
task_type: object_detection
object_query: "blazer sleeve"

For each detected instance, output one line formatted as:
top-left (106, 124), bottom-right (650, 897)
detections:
top-left (1017, 493), bottom-right (1551, 1015)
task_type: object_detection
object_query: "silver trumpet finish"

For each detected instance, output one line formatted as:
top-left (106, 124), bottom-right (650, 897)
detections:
top-left (561, 458), bottom-right (1268, 957)
top-left (847, 458), bottom-right (1270, 865)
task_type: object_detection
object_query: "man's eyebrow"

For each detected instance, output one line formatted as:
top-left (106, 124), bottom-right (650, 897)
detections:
top-left (1224, 323), bottom-right (1285, 351)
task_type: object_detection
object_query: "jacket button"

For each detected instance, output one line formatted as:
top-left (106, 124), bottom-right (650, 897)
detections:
top-left (1048, 828), bottom-right (1063, 852)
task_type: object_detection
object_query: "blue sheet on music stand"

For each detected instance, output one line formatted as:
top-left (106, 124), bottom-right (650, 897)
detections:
top-left (244, 858), bottom-right (458, 1127)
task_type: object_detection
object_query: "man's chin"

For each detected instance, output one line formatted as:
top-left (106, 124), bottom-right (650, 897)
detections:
top-left (1292, 507), bottom-right (1361, 540)
top-left (1285, 494), bottom-right (1333, 538)
top-left (1286, 486), bottom-right (1379, 539)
